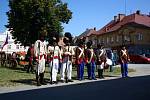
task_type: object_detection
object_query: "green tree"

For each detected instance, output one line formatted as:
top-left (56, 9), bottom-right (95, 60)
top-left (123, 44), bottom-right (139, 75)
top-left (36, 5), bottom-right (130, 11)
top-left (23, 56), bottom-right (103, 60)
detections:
top-left (6, 0), bottom-right (72, 46)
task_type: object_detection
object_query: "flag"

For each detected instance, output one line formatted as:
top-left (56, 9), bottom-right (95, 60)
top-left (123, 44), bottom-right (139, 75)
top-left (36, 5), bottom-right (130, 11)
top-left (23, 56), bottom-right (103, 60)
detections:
top-left (1, 33), bottom-right (8, 51)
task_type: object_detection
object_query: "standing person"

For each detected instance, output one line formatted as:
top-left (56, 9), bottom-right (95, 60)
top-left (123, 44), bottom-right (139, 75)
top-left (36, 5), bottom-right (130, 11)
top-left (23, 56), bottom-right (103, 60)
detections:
top-left (47, 37), bottom-right (62, 84)
top-left (11, 52), bottom-right (18, 68)
top-left (107, 50), bottom-right (115, 72)
top-left (26, 44), bottom-right (34, 73)
top-left (96, 44), bottom-right (107, 79)
top-left (60, 33), bottom-right (74, 83)
top-left (47, 44), bottom-right (53, 82)
top-left (119, 46), bottom-right (130, 78)
top-left (85, 40), bottom-right (97, 80)
top-left (34, 35), bottom-right (47, 86)
top-left (75, 39), bottom-right (85, 81)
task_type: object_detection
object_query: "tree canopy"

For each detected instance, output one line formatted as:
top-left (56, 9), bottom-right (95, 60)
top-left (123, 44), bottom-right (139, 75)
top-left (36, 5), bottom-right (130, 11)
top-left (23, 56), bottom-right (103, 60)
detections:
top-left (6, 0), bottom-right (72, 46)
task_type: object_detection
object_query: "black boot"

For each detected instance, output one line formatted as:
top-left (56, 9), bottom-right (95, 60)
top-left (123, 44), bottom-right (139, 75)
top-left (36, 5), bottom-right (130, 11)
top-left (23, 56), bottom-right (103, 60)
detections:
top-left (65, 77), bottom-right (68, 83)
top-left (100, 69), bottom-right (104, 78)
top-left (98, 69), bottom-right (101, 78)
top-left (40, 73), bottom-right (47, 85)
top-left (27, 65), bottom-right (30, 73)
top-left (98, 69), bottom-right (104, 79)
top-left (36, 74), bottom-right (41, 86)
top-left (31, 65), bottom-right (34, 74)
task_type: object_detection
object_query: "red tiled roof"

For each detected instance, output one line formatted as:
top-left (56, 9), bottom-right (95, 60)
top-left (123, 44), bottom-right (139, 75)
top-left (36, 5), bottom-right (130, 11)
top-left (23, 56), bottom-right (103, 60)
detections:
top-left (78, 29), bottom-right (96, 38)
top-left (95, 13), bottom-right (150, 35)
top-left (86, 29), bottom-right (97, 36)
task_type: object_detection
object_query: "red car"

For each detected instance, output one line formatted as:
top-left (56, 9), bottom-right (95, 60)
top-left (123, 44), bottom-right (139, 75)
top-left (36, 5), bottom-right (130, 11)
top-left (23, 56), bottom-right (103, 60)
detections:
top-left (129, 54), bottom-right (150, 64)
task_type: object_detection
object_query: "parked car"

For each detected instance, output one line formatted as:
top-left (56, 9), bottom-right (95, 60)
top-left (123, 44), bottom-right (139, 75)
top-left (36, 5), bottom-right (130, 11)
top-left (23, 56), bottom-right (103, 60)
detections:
top-left (129, 54), bottom-right (150, 64)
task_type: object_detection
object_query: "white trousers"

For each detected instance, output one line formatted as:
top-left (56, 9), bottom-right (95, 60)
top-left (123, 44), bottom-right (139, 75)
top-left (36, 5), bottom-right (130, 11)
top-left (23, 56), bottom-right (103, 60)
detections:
top-left (49, 59), bottom-right (59, 82)
top-left (36, 56), bottom-right (45, 74)
top-left (60, 61), bottom-right (72, 80)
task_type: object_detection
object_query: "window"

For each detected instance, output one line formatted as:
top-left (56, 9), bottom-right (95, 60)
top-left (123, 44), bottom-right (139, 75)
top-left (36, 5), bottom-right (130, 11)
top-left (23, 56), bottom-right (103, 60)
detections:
top-left (8, 45), bottom-right (11, 49)
top-left (8, 36), bottom-right (10, 40)
top-left (16, 45), bottom-right (19, 49)
top-left (102, 38), bottom-right (105, 44)
top-left (20, 46), bottom-right (24, 49)
top-left (124, 35), bottom-right (130, 42)
top-left (98, 39), bottom-right (102, 44)
top-left (107, 37), bottom-right (109, 44)
top-left (116, 35), bottom-right (119, 42)
top-left (137, 33), bottom-right (143, 40)
top-left (111, 36), bottom-right (114, 43)
top-left (92, 37), bottom-right (95, 45)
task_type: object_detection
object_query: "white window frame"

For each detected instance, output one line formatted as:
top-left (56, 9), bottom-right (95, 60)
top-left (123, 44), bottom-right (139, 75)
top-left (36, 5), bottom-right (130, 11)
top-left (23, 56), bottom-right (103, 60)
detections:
top-left (111, 36), bottom-right (114, 43)
top-left (137, 33), bottom-right (143, 41)
top-left (107, 37), bottom-right (109, 44)
top-left (116, 35), bottom-right (119, 42)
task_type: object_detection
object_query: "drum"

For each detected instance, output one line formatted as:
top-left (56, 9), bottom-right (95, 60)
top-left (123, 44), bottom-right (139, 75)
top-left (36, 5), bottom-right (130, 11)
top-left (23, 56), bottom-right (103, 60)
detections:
top-left (106, 58), bottom-right (112, 66)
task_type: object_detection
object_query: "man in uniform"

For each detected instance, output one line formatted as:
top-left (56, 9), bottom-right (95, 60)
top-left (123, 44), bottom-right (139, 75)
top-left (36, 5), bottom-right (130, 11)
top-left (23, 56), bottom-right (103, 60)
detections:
top-left (120, 46), bottom-right (130, 78)
top-left (26, 44), bottom-right (34, 73)
top-left (47, 37), bottom-right (62, 84)
top-left (34, 35), bottom-right (47, 86)
top-left (96, 44), bottom-right (106, 79)
top-left (75, 39), bottom-right (85, 81)
top-left (60, 32), bottom-right (74, 83)
top-left (85, 40), bottom-right (96, 80)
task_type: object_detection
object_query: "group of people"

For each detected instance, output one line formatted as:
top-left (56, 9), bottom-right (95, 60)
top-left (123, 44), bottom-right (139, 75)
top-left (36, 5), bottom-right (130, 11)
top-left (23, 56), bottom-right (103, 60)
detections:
top-left (26, 33), bottom-right (130, 86)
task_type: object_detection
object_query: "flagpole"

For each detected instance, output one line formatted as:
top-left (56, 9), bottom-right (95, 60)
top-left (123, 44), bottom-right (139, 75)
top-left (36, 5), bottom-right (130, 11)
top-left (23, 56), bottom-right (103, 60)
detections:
top-left (125, 0), bottom-right (127, 15)
top-left (5, 33), bottom-right (9, 67)
top-left (6, 44), bottom-right (8, 67)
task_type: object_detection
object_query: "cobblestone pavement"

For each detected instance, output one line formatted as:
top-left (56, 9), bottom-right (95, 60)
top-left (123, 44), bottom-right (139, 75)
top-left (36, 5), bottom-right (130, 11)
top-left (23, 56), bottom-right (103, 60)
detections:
top-left (0, 64), bottom-right (150, 97)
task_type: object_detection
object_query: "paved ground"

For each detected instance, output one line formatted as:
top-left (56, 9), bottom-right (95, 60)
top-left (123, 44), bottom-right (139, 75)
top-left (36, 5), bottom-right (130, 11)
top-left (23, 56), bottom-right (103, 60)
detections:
top-left (128, 64), bottom-right (150, 76)
top-left (0, 64), bottom-right (150, 100)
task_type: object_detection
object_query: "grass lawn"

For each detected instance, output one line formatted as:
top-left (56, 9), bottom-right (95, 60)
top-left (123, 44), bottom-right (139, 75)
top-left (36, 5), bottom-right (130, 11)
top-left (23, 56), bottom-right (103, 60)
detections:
top-left (0, 64), bottom-right (135, 87)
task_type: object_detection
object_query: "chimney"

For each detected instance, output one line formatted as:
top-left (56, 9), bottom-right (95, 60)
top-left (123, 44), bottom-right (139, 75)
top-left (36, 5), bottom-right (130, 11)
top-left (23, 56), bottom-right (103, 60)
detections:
top-left (136, 10), bottom-right (140, 15)
top-left (114, 16), bottom-right (118, 22)
top-left (118, 14), bottom-right (125, 21)
top-left (94, 27), bottom-right (96, 31)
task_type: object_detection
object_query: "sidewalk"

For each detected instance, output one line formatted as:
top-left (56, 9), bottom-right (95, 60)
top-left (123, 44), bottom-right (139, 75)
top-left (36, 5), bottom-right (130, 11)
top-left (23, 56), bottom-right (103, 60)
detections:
top-left (0, 76), bottom-right (119, 94)
top-left (0, 64), bottom-right (150, 94)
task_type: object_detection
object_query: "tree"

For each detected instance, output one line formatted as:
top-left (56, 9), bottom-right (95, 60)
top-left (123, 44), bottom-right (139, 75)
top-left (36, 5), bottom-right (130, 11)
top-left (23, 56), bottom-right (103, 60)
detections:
top-left (6, 0), bottom-right (72, 46)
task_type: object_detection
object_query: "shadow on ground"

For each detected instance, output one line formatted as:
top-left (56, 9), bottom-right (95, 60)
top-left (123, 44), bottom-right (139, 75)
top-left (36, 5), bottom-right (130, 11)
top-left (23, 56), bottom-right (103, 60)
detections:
top-left (11, 79), bottom-right (36, 86)
top-left (1, 75), bottom-right (150, 100)
top-left (10, 76), bottom-right (92, 86)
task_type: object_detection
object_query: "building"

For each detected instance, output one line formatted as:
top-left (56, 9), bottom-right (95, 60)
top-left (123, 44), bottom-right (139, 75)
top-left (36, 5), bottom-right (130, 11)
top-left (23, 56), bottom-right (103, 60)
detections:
top-left (75, 28), bottom-right (97, 45)
top-left (88, 11), bottom-right (150, 55)
top-left (0, 29), bottom-right (28, 54)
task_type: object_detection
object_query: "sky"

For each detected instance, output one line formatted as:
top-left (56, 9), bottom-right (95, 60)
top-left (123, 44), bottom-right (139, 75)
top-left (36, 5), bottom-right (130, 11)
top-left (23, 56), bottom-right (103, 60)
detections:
top-left (0, 0), bottom-right (150, 36)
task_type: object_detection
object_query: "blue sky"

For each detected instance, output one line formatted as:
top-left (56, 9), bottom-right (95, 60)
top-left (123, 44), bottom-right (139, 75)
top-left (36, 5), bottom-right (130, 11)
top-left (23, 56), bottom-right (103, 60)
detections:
top-left (0, 0), bottom-right (150, 36)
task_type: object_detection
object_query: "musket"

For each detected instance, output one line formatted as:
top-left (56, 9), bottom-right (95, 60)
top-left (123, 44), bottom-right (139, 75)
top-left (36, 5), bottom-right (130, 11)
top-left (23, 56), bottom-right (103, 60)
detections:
top-left (50, 45), bottom-right (54, 84)
top-left (37, 41), bottom-right (40, 76)
top-left (65, 44), bottom-right (70, 83)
